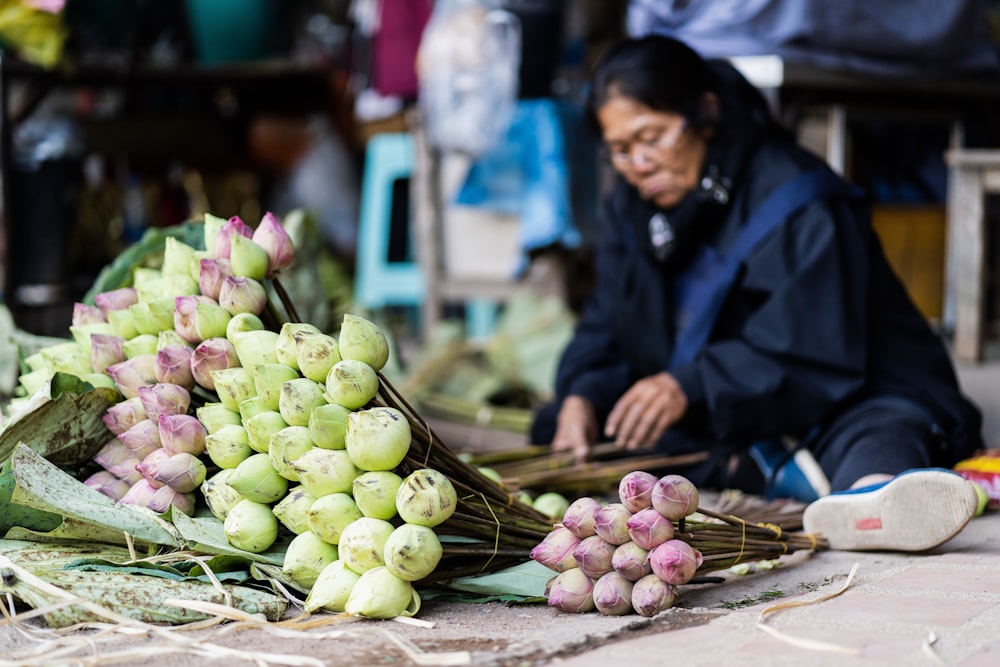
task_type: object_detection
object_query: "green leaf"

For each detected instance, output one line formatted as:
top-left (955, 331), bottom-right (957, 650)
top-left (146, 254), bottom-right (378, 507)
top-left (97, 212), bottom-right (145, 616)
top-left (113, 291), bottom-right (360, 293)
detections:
top-left (430, 560), bottom-right (552, 598)
top-left (9, 444), bottom-right (181, 548)
top-left (0, 458), bottom-right (62, 535)
top-left (0, 385), bottom-right (120, 467)
top-left (49, 372), bottom-right (96, 399)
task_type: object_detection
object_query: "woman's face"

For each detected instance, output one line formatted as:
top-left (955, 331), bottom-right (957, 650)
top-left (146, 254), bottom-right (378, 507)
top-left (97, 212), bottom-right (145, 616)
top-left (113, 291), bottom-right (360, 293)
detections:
top-left (597, 95), bottom-right (709, 209)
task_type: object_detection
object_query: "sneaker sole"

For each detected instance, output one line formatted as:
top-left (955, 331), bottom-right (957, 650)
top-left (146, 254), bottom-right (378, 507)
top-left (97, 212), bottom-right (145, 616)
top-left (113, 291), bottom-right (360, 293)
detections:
top-left (802, 470), bottom-right (978, 551)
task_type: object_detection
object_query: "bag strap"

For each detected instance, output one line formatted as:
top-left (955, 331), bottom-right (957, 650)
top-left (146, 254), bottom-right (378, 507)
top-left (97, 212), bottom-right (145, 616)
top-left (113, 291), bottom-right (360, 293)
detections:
top-left (669, 168), bottom-right (862, 369)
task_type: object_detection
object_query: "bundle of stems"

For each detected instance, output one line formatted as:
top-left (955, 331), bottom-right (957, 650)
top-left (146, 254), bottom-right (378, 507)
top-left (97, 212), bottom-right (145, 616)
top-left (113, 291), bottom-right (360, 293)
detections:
top-left (375, 374), bottom-right (556, 581)
top-left (418, 393), bottom-right (534, 433)
top-left (677, 506), bottom-right (828, 574)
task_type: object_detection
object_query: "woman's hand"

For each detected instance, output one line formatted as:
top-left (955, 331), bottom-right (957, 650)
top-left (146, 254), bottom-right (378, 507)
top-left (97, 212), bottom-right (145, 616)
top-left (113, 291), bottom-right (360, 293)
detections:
top-left (552, 395), bottom-right (599, 463)
top-left (605, 372), bottom-right (687, 450)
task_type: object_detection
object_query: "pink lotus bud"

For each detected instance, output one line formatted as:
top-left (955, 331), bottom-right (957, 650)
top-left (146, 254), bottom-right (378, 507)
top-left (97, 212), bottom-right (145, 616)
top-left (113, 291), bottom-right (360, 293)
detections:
top-left (105, 355), bottom-right (157, 399)
top-left (174, 295), bottom-right (215, 343)
top-left (213, 215), bottom-right (253, 259)
top-left (546, 568), bottom-right (596, 613)
top-left (593, 503), bottom-right (632, 545)
top-left (229, 233), bottom-right (270, 281)
top-left (651, 474), bottom-right (700, 521)
top-left (561, 497), bottom-right (602, 539)
top-left (648, 539), bottom-right (703, 585)
top-left (136, 448), bottom-right (171, 488)
top-left (631, 573), bottom-right (679, 617)
top-left (159, 414), bottom-right (207, 456)
top-left (612, 541), bottom-right (652, 582)
top-left (529, 526), bottom-right (581, 573)
top-left (118, 419), bottom-right (162, 459)
top-left (73, 302), bottom-right (106, 326)
top-left (102, 396), bottom-right (148, 435)
top-left (93, 438), bottom-right (141, 479)
top-left (152, 451), bottom-right (207, 493)
top-left (91, 334), bottom-right (126, 374)
top-left (618, 470), bottom-right (657, 513)
top-left (155, 344), bottom-right (195, 389)
top-left (147, 485), bottom-right (196, 516)
top-left (626, 507), bottom-right (676, 550)
top-left (190, 337), bottom-right (239, 390)
top-left (592, 571), bottom-right (634, 616)
top-left (83, 470), bottom-right (131, 500)
top-left (137, 383), bottom-right (190, 422)
top-left (198, 258), bottom-right (233, 300)
top-left (119, 478), bottom-right (159, 507)
top-left (253, 211), bottom-right (295, 276)
top-left (95, 287), bottom-right (138, 314)
top-left (572, 535), bottom-right (617, 579)
top-left (218, 275), bottom-right (267, 316)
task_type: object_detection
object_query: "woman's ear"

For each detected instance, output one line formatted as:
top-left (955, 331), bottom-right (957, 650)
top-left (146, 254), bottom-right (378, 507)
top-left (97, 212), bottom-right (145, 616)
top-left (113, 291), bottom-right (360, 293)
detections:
top-left (696, 92), bottom-right (720, 129)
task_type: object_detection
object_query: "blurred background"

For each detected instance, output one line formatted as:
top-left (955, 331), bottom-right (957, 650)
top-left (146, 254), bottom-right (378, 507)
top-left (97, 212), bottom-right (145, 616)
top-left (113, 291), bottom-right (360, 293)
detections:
top-left (0, 0), bottom-right (999, 444)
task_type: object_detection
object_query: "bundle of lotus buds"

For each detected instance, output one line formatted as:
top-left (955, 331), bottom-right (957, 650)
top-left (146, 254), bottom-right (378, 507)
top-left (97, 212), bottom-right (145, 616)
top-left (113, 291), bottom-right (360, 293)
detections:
top-left (14, 211), bottom-right (553, 621)
top-left (531, 471), bottom-right (828, 617)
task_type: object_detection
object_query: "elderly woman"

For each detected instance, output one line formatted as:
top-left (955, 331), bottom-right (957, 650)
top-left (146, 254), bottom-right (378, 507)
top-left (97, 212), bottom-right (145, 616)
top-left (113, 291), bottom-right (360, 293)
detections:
top-left (532, 35), bottom-right (985, 551)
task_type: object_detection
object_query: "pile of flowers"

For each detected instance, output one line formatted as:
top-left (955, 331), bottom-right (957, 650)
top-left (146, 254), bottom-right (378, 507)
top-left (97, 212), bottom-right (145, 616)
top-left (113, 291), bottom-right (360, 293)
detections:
top-left (531, 471), bottom-right (828, 616)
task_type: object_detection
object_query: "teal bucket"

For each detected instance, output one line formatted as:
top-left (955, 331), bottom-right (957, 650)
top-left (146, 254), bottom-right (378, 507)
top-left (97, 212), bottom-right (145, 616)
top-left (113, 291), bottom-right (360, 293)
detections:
top-left (185, 0), bottom-right (288, 64)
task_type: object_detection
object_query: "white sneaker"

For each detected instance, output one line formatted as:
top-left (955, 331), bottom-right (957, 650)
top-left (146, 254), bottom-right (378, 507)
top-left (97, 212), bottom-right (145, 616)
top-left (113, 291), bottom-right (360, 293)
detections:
top-left (802, 469), bottom-right (978, 551)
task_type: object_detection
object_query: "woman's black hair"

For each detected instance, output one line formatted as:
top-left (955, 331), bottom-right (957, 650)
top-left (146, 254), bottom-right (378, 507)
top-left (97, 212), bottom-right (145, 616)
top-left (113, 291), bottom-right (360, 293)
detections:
top-left (587, 35), bottom-right (720, 131)
top-left (586, 35), bottom-right (779, 138)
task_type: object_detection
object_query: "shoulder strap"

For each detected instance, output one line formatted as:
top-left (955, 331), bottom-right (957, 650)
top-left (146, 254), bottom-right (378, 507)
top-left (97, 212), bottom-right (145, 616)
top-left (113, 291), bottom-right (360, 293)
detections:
top-left (668, 168), bottom-right (862, 370)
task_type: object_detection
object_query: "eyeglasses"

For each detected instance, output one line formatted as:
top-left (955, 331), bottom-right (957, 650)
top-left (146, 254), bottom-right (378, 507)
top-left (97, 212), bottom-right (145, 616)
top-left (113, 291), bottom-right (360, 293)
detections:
top-left (606, 121), bottom-right (689, 168)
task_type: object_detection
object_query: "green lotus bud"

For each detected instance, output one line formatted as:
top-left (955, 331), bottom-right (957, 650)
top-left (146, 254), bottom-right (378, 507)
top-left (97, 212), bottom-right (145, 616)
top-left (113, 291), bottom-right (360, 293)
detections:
top-left (283, 532), bottom-right (339, 590)
top-left (238, 395), bottom-right (271, 422)
top-left (338, 517), bottom-right (394, 574)
top-left (203, 212), bottom-right (228, 255)
top-left (18, 369), bottom-right (51, 396)
top-left (253, 363), bottom-right (300, 411)
top-left (477, 466), bottom-right (504, 487)
top-left (132, 266), bottom-right (161, 288)
top-left (292, 448), bottom-right (359, 497)
top-left (272, 485), bottom-right (316, 534)
top-left (344, 566), bottom-right (420, 619)
top-left (304, 560), bottom-right (361, 613)
top-left (294, 332), bottom-right (341, 383)
top-left (325, 359), bottom-right (378, 410)
top-left (224, 499), bottom-right (279, 553)
top-left (395, 469), bottom-right (457, 528)
top-left (107, 308), bottom-right (139, 339)
top-left (276, 322), bottom-right (320, 370)
top-left (230, 233), bottom-right (270, 280)
top-left (70, 322), bottom-right (114, 348)
top-left (344, 407), bottom-right (411, 472)
top-left (195, 302), bottom-right (232, 341)
top-left (132, 297), bottom-right (177, 335)
top-left (152, 451), bottom-right (207, 493)
top-left (135, 278), bottom-right (165, 303)
top-left (307, 492), bottom-right (363, 545)
top-left (279, 377), bottom-right (328, 427)
top-left (338, 314), bottom-right (390, 371)
top-left (268, 425), bottom-right (315, 481)
top-left (212, 367), bottom-right (257, 411)
top-left (123, 333), bottom-right (158, 359)
top-left (196, 402), bottom-right (242, 434)
top-left (157, 329), bottom-right (191, 351)
top-left (84, 372), bottom-right (119, 392)
top-left (161, 274), bottom-right (200, 299)
top-left (205, 424), bottom-right (253, 469)
top-left (244, 410), bottom-right (287, 453)
top-left (226, 312), bottom-right (265, 340)
top-left (219, 276), bottom-right (267, 316)
top-left (533, 492), bottom-right (570, 521)
top-left (232, 330), bottom-right (280, 368)
top-left (40, 342), bottom-right (91, 376)
top-left (23, 351), bottom-right (48, 372)
top-left (353, 471), bottom-right (403, 520)
top-left (518, 490), bottom-right (534, 506)
top-left (383, 524), bottom-right (442, 582)
top-left (162, 237), bottom-right (197, 277)
top-left (227, 453), bottom-right (289, 503)
top-left (308, 403), bottom-right (351, 450)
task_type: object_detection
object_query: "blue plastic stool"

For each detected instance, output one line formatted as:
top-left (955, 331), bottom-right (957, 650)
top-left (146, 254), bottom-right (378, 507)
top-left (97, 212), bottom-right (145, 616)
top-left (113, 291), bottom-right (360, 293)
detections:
top-left (354, 133), bottom-right (424, 310)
